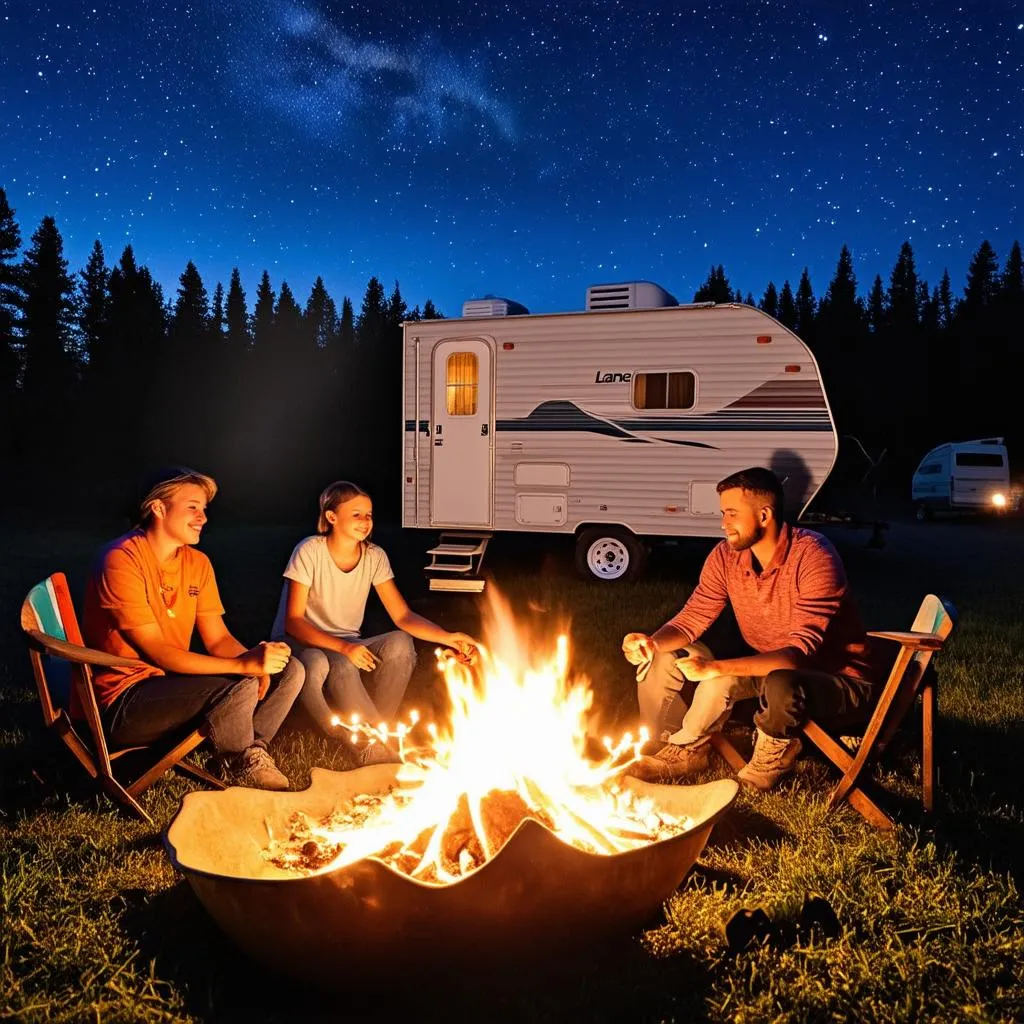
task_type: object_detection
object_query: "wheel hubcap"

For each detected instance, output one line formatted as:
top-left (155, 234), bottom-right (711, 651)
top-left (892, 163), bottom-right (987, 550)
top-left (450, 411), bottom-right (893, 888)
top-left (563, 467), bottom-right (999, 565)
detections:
top-left (587, 538), bottom-right (630, 579)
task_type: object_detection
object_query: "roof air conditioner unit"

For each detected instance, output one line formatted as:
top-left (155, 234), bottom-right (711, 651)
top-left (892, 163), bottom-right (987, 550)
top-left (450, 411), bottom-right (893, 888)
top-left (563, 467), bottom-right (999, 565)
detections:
top-left (462, 296), bottom-right (530, 318)
top-left (586, 280), bottom-right (678, 311)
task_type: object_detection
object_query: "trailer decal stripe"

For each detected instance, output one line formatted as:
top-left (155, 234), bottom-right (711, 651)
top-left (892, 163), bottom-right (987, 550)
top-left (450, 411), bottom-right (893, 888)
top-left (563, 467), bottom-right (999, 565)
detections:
top-left (616, 419), bottom-right (833, 432)
top-left (495, 400), bottom-right (646, 440)
top-left (725, 379), bottom-right (828, 409)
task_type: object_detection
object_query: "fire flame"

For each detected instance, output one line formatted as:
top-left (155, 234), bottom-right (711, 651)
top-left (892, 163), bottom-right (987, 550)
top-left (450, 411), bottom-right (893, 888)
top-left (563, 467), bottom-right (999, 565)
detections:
top-left (265, 591), bottom-right (690, 883)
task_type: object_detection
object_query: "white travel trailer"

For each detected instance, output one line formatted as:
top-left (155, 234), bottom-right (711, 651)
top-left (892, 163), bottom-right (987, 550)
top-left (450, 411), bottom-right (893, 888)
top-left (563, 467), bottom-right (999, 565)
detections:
top-left (911, 437), bottom-right (1011, 520)
top-left (402, 282), bottom-right (839, 587)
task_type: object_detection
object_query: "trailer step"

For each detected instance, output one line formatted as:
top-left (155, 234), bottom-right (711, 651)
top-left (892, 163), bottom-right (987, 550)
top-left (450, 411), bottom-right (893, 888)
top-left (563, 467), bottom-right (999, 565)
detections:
top-left (425, 531), bottom-right (492, 589)
top-left (426, 542), bottom-right (488, 557)
top-left (429, 577), bottom-right (487, 593)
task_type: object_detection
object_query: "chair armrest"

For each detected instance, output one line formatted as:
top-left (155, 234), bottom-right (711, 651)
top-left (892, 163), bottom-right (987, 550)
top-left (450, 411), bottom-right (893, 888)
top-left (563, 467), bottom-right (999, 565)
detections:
top-left (866, 630), bottom-right (944, 651)
top-left (24, 629), bottom-right (149, 669)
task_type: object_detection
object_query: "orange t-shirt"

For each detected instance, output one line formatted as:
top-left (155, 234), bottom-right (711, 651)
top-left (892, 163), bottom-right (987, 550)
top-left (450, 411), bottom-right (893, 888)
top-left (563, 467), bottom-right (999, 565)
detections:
top-left (81, 529), bottom-right (225, 709)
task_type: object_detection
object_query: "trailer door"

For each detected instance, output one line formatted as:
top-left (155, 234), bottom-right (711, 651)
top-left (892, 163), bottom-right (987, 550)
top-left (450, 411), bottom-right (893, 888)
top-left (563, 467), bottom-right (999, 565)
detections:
top-left (431, 338), bottom-right (493, 526)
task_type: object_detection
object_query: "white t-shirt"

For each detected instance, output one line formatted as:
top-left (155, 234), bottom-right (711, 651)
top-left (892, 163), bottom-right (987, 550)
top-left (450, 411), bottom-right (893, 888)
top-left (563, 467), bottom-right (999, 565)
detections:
top-left (271, 536), bottom-right (394, 641)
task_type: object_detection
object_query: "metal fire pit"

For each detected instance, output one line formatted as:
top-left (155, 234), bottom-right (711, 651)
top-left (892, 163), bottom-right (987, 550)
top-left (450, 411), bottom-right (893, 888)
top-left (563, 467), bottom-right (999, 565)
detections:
top-left (165, 766), bottom-right (738, 981)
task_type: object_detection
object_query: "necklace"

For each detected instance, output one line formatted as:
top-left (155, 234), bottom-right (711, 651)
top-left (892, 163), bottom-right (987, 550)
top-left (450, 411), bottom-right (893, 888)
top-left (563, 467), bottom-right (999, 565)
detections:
top-left (159, 566), bottom-right (179, 619)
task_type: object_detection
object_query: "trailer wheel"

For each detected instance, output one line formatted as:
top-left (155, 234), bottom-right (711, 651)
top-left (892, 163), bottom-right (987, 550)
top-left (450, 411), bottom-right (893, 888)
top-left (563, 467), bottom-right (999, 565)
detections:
top-left (575, 527), bottom-right (647, 582)
top-left (914, 505), bottom-right (933, 523)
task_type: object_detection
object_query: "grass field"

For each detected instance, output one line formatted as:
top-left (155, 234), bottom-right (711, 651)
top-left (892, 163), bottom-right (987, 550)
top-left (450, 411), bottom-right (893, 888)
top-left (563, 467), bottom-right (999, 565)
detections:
top-left (2, 513), bottom-right (1023, 1022)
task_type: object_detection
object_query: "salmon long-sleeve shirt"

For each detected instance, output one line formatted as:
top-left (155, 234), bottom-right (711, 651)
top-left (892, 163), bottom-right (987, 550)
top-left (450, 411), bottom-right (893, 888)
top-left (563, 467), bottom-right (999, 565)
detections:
top-left (655, 523), bottom-right (875, 685)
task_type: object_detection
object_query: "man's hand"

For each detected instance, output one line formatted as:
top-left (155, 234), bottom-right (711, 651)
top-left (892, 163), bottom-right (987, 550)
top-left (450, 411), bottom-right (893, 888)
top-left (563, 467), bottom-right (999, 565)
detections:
top-left (674, 652), bottom-right (720, 681)
top-left (343, 642), bottom-right (380, 672)
top-left (622, 632), bottom-right (655, 666)
top-left (238, 641), bottom-right (291, 677)
top-left (445, 632), bottom-right (480, 664)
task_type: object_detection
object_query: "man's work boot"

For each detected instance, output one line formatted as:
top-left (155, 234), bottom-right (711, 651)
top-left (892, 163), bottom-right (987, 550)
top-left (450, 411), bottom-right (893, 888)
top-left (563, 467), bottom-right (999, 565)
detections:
top-left (624, 740), bottom-right (712, 784)
top-left (736, 728), bottom-right (802, 791)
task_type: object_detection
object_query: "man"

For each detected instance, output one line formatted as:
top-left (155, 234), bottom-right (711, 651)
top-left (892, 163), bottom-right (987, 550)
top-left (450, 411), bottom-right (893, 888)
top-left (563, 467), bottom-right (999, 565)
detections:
top-left (622, 467), bottom-right (876, 790)
top-left (82, 467), bottom-right (304, 790)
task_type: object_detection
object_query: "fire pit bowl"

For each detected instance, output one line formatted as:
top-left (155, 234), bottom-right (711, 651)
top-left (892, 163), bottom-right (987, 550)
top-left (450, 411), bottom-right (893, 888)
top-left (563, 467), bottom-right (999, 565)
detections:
top-left (166, 765), bottom-right (737, 981)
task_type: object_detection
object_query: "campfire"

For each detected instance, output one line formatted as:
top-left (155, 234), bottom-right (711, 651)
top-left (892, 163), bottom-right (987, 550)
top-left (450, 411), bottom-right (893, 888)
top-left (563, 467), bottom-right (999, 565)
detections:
top-left (165, 592), bottom-right (739, 980)
top-left (263, 592), bottom-right (691, 883)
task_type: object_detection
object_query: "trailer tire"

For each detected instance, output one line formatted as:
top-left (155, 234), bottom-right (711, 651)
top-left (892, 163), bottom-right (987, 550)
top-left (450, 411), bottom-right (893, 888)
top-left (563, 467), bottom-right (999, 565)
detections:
top-left (915, 505), bottom-right (933, 523)
top-left (575, 527), bottom-right (647, 582)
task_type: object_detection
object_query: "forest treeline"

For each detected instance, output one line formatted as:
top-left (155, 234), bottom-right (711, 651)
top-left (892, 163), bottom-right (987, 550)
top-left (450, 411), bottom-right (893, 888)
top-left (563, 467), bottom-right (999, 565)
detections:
top-left (1, 184), bottom-right (1021, 519)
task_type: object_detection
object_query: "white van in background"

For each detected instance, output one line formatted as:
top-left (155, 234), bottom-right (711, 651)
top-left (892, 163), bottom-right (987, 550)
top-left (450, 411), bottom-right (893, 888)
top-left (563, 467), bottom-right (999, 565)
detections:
top-left (911, 438), bottom-right (1011, 521)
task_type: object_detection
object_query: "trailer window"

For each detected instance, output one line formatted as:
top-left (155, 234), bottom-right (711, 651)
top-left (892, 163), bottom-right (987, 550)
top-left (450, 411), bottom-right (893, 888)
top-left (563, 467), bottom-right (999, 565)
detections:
top-left (446, 352), bottom-right (478, 415)
top-left (918, 463), bottom-right (942, 475)
top-left (633, 371), bottom-right (695, 410)
top-left (955, 452), bottom-right (1004, 467)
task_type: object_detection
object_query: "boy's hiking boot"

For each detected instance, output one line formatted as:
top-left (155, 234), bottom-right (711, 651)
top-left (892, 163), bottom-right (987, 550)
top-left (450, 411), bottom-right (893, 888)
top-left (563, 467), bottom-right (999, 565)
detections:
top-left (221, 745), bottom-right (290, 791)
top-left (625, 740), bottom-right (711, 784)
top-left (736, 729), bottom-right (801, 791)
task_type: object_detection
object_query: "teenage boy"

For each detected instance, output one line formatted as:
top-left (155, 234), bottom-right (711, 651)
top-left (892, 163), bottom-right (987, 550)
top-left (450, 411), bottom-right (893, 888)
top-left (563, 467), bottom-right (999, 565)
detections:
top-left (82, 467), bottom-right (304, 790)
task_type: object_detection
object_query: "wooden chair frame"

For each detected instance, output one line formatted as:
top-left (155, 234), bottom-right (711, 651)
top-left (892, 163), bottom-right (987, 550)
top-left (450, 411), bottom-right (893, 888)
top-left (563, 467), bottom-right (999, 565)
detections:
top-left (21, 572), bottom-right (225, 825)
top-left (710, 594), bottom-right (957, 829)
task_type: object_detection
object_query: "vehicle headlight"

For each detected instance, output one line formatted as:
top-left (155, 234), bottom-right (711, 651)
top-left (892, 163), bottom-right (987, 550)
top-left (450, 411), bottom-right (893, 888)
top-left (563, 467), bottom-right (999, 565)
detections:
top-left (992, 492), bottom-right (1007, 508)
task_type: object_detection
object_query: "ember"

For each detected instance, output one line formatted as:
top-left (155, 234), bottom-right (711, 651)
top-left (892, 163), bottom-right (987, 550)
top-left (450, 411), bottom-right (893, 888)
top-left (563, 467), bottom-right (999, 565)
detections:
top-left (262, 591), bottom-right (694, 883)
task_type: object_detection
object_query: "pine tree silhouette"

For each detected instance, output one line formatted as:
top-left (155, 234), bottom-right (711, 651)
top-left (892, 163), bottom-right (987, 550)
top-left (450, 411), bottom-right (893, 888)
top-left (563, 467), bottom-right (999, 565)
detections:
top-left (0, 187), bottom-right (22, 455)
top-left (225, 268), bottom-right (250, 352)
top-left (78, 240), bottom-right (109, 371)
top-left (20, 216), bottom-right (77, 398)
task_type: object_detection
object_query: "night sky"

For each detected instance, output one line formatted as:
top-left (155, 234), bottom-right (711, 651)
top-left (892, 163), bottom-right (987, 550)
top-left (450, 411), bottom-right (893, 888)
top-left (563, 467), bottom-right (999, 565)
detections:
top-left (2, 1), bottom-right (1022, 316)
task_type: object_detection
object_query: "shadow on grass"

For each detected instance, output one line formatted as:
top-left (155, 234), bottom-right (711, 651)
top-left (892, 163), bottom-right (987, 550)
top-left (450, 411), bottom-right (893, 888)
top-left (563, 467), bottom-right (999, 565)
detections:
top-left (792, 713), bottom-right (1024, 887)
top-left (927, 719), bottom-right (1024, 887)
top-left (122, 881), bottom-right (718, 1023)
top-left (0, 695), bottom-right (111, 819)
top-left (704, 799), bottom-right (792, 853)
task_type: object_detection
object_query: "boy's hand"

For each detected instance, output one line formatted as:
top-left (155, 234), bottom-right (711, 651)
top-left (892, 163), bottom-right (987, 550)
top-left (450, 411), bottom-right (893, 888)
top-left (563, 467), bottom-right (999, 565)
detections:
top-left (239, 640), bottom-right (291, 676)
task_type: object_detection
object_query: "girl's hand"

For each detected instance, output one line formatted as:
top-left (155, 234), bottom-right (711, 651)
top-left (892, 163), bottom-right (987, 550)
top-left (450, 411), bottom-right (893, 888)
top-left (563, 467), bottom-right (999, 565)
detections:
top-left (445, 632), bottom-right (480, 664)
top-left (343, 642), bottom-right (380, 671)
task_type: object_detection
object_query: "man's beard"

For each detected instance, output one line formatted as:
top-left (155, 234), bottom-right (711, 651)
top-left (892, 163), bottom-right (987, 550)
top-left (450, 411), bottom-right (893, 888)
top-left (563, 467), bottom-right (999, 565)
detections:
top-left (727, 522), bottom-right (766, 551)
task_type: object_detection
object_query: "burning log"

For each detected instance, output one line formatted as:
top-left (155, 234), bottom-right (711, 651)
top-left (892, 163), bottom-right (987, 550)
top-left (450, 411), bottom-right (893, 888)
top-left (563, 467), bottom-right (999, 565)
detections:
top-left (438, 789), bottom-right (555, 876)
top-left (267, 787), bottom-right (560, 881)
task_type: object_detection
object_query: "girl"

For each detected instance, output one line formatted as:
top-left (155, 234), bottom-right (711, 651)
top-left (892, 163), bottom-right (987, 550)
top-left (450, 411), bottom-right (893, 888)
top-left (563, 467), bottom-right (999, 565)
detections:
top-left (272, 480), bottom-right (477, 762)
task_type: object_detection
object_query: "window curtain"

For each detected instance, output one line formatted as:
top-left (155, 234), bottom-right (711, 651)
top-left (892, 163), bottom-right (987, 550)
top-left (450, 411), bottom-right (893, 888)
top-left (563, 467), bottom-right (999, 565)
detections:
top-left (446, 352), bottom-right (478, 415)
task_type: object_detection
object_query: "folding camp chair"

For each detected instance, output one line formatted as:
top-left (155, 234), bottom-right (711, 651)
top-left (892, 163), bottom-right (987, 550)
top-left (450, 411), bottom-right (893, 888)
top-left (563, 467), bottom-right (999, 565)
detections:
top-left (21, 572), bottom-right (225, 825)
top-left (709, 593), bottom-right (957, 829)
top-left (803, 593), bottom-right (957, 828)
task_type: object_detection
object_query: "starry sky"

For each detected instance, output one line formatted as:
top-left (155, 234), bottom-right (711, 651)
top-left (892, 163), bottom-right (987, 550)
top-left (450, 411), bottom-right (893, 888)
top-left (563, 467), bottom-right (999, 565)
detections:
top-left (1, 0), bottom-right (1022, 317)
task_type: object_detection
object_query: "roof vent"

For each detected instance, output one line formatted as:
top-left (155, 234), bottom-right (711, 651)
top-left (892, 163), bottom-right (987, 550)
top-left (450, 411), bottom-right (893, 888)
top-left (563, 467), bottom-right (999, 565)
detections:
top-left (586, 280), bottom-right (678, 311)
top-left (462, 295), bottom-right (530, 318)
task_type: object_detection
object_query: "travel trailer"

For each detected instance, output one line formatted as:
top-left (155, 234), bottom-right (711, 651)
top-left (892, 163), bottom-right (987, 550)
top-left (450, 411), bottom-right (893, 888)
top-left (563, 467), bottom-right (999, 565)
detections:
top-left (911, 438), bottom-right (1011, 520)
top-left (402, 282), bottom-right (839, 587)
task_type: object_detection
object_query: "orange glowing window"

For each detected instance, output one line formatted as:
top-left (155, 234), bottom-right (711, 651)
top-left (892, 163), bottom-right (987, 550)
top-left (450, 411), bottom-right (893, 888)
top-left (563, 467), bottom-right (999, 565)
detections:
top-left (632, 371), bottom-right (696, 410)
top-left (446, 352), bottom-right (478, 415)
